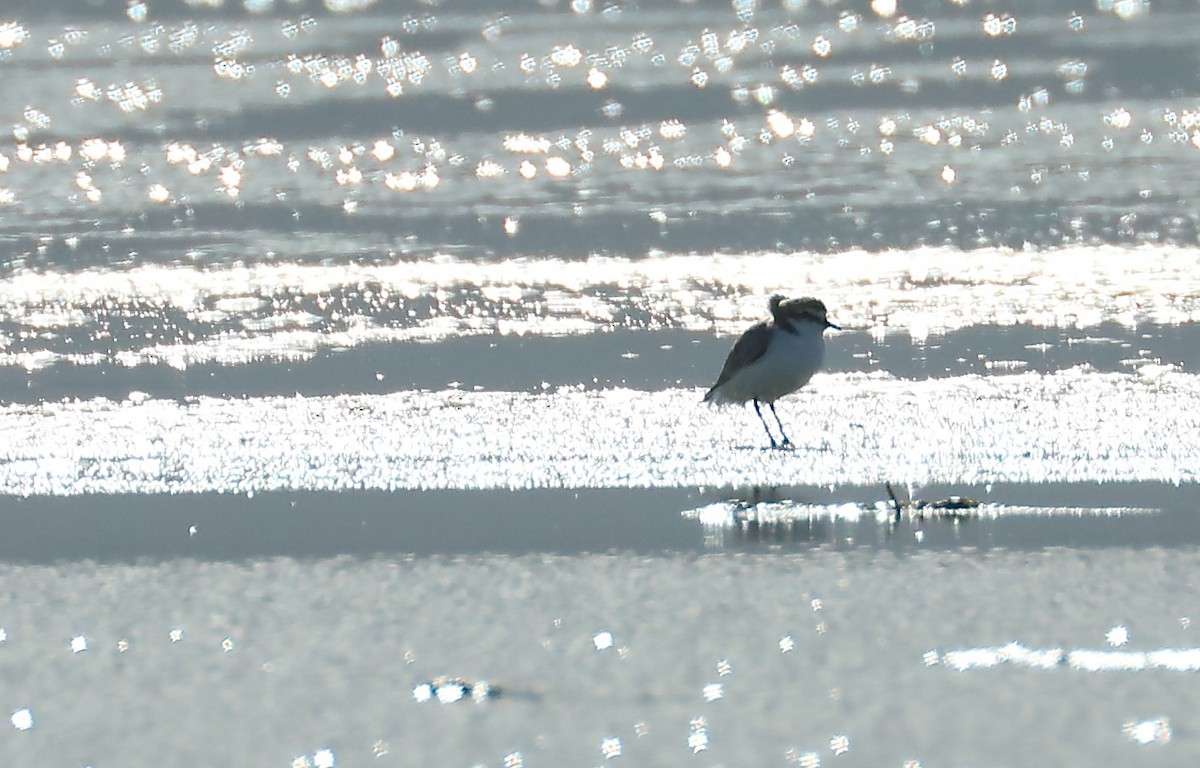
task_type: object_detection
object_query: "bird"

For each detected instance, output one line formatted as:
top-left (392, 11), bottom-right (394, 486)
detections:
top-left (704, 295), bottom-right (839, 449)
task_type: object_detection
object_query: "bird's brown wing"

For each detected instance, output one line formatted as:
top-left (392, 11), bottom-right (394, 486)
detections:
top-left (703, 320), bottom-right (772, 401)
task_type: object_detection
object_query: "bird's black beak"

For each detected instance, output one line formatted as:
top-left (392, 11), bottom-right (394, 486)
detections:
top-left (826, 320), bottom-right (841, 330)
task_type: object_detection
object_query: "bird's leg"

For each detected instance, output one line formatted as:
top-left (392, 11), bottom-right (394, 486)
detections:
top-left (885, 481), bottom-right (902, 525)
top-left (752, 399), bottom-right (778, 449)
top-left (767, 403), bottom-right (792, 448)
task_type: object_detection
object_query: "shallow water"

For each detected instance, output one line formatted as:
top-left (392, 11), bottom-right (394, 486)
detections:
top-left (2, 0), bottom-right (1200, 765)
top-left (3, 549), bottom-right (1200, 766)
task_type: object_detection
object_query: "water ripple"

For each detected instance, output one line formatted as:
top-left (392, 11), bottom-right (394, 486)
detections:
top-left (2, 245), bottom-right (1198, 372)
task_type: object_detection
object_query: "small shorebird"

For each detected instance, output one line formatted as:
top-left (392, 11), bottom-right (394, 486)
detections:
top-left (704, 295), bottom-right (839, 449)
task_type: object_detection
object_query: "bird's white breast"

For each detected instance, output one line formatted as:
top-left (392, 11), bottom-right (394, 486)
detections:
top-left (711, 326), bottom-right (825, 404)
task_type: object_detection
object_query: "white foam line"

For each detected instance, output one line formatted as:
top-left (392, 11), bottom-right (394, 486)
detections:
top-left (941, 644), bottom-right (1200, 672)
top-left (942, 642), bottom-right (1066, 671)
top-left (682, 501), bottom-right (1158, 527)
top-left (2, 368), bottom-right (1199, 494)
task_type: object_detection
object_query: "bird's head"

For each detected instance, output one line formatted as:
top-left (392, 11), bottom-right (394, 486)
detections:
top-left (771, 295), bottom-right (840, 330)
